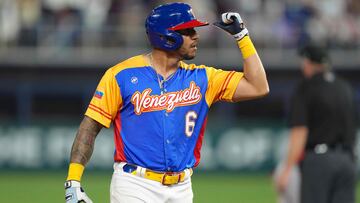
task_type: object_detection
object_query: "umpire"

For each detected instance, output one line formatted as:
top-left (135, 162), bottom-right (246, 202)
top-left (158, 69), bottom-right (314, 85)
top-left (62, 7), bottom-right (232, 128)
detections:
top-left (276, 43), bottom-right (358, 203)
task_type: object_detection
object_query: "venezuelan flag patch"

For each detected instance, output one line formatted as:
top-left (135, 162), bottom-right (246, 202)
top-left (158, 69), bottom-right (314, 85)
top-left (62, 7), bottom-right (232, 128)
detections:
top-left (94, 90), bottom-right (104, 99)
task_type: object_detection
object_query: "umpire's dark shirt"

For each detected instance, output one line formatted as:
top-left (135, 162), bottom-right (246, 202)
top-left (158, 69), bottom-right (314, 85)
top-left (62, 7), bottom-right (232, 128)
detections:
top-left (289, 72), bottom-right (357, 150)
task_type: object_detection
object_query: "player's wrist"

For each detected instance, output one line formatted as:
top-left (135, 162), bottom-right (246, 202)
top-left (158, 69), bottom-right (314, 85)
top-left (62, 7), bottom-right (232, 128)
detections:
top-left (66, 163), bottom-right (85, 181)
top-left (237, 36), bottom-right (257, 59)
top-left (233, 28), bottom-right (249, 41)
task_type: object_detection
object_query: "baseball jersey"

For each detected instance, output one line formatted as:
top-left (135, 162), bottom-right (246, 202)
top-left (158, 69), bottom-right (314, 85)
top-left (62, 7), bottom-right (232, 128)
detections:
top-left (85, 55), bottom-right (243, 172)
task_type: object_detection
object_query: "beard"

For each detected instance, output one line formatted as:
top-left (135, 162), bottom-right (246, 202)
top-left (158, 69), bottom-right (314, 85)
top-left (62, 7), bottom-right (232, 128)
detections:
top-left (176, 44), bottom-right (197, 60)
top-left (182, 53), bottom-right (195, 60)
top-left (180, 49), bottom-right (196, 60)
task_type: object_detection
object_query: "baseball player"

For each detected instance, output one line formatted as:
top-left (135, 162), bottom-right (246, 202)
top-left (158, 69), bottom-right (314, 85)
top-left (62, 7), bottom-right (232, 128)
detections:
top-left (65, 2), bottom-right (269, 203)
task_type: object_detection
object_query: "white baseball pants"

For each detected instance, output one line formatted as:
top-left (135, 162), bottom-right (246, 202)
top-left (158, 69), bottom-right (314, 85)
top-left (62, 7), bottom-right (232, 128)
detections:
top-left (110, 162), bottom-right (193, 203)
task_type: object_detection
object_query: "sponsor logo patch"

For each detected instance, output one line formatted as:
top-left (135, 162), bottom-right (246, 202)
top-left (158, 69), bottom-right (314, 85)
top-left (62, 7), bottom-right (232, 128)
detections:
top-left (131, 76), bottom-right (138, 84)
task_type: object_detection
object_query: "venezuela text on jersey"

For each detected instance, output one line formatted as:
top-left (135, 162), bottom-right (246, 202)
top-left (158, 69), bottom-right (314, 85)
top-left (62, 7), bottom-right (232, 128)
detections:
top-left (131, 81), bottom-right (202, 115)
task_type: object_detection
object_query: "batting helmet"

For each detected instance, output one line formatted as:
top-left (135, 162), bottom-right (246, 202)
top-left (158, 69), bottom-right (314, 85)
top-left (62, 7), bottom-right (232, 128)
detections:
top-left (145, 2), bottom-right (208, 51)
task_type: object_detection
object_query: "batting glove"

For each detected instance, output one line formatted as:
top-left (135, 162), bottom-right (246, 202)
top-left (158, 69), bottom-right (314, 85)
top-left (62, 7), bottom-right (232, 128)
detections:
top-left (213, 12), bottom-right (249, 41)
top-left (65, 180), bottom-right (93, 203)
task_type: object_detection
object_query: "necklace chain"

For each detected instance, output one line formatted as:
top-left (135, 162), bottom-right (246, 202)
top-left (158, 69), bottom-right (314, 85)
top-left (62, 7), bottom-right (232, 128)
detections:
top-left (148, 53), bottom-right (165, 93)
top-left (148, 53), bottom-right (177, 94)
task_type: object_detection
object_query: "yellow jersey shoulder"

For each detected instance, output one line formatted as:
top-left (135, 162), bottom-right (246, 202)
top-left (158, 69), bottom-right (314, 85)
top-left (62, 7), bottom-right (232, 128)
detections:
top-left (179, 61), bottom-right (208, 70)
top-left (110, 55), bottom-right (148, 75)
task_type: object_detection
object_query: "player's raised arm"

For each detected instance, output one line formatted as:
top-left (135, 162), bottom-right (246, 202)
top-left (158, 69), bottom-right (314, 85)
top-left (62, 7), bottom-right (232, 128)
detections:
top-left (65, 116), bottom-right (103, 203)
top-left (214, 12), bottom-right (269, 102)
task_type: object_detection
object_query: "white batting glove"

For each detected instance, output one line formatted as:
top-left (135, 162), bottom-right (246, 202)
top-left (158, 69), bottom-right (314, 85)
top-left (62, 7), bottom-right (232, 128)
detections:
top-left (213, 12), bottom-right (249, 41)
top-left (65, 180), bottom-right (93, 203)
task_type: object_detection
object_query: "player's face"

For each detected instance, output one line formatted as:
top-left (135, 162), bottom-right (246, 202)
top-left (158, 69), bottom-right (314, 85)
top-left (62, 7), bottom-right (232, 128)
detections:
top-left (176, 28), bottom-right (199, 60)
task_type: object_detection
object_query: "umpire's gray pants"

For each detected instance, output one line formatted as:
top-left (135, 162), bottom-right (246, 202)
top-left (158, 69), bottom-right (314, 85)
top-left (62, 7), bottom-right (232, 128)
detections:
top-left (300, 150), bottom-right (356, 203)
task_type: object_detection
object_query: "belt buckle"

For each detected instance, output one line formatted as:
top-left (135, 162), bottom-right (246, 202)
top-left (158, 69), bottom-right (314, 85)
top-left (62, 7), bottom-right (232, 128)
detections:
top-left (161, 172), bottom-right (181, 186)
top-left (314, 144), bottom-right (328, 154)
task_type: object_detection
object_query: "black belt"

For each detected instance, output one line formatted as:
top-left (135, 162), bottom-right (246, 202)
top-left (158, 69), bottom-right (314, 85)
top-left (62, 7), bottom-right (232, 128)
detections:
top-left (306, 143), bottom-right (351, 154)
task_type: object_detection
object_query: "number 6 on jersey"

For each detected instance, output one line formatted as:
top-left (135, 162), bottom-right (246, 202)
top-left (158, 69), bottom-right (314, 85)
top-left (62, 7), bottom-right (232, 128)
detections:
top-left (185, 111), bottom-right (197, 137)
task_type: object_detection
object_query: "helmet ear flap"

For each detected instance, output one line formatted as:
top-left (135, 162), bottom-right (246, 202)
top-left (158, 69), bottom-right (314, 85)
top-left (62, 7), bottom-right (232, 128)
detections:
top-left (162, 31), bottom-right (183, 50)
top-left (146, 29), bottom-right (183, 51)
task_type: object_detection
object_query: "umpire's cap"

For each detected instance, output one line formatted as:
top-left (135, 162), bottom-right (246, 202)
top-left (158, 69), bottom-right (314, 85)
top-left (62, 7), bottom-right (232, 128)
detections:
top-left (299, 43), bottom-right (329, 64)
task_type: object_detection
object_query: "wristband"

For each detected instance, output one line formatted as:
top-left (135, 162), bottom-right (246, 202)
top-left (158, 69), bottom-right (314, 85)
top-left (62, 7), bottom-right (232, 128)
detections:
top-left (66, 163), bottom-right (85, 181)
top-left (238, 35), bottom-right (257, 59)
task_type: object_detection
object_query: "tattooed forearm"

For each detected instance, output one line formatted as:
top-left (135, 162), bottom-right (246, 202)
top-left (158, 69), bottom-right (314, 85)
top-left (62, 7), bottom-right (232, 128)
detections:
top-left (70, 116), bottom-right (103, 165)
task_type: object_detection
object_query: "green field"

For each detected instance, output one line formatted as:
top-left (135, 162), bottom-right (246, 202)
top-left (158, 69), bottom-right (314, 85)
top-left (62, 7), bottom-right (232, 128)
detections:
top-left (0, 171), bottom-right (359, 203)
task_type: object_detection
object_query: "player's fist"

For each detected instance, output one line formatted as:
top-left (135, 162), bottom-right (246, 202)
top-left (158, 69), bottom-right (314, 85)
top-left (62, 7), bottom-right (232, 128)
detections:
top-left (65, 180), bottom-right (93, 203)
top-left (213, 12), bottom-right (249, 41)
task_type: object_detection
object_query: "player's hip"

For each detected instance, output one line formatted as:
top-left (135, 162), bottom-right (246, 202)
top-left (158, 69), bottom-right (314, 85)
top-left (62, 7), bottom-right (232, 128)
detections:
top-left (111, 162), bottom-right (193, 203)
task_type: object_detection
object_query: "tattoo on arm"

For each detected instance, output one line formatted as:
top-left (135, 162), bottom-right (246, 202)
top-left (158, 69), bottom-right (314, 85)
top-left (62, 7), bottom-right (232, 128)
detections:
top-left (70, 116), bottom-right (103, 165)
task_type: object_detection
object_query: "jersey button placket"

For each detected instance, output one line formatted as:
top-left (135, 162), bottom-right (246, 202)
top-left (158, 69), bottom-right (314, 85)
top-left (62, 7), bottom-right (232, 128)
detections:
top-left (164, 82), bottom-right (168, 117)
top-left (163, 81), bottom-right (172, 171)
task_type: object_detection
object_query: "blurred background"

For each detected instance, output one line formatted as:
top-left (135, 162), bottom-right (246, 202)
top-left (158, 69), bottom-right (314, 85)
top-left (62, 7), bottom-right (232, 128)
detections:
top-left (0, 0), bottom-right (359, 202)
